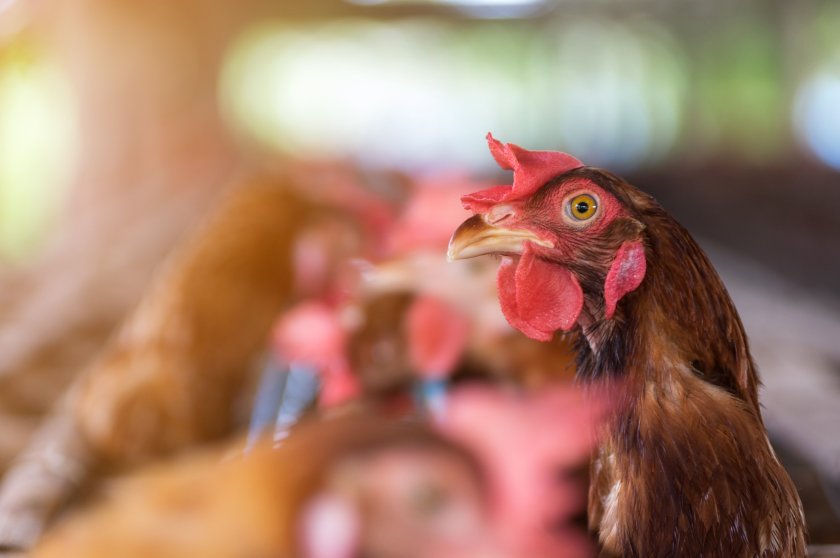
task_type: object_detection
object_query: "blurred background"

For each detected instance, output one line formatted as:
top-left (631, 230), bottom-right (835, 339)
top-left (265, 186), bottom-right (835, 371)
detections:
top-left (0, 0), bottom-right (839, 548)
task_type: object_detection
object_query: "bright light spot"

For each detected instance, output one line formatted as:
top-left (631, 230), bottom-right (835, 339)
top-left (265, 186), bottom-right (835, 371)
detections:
top-left (0, 0), bottom-right (17, 14)
top-left (0, 56), bottom-right (77, 261)
top-left (794, 71), bottom-right (840, 170)
top-left (220, 19), bottom-right (686, 172)
top-left (221, 21), bottom-right (526, 170)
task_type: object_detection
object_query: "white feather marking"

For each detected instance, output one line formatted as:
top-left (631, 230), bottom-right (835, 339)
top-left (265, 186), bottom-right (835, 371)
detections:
top-left (600, 479), bottom-right (623, 548)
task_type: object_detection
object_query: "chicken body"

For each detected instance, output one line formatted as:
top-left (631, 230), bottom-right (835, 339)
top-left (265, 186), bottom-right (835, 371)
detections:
top-left (0, 170), bottom-right (379, 550)
top-left (449, 135), bottom-right (806, 557)
top-left (30, 416), bottom-right (485, 558)
top-left (32, 387), bottom-right (600, 558)
top-left (577, 190), bottom-right (806, 557)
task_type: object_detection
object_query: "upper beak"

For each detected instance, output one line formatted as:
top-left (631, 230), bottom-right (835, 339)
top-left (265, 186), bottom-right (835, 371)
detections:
top-left (447, 214), bottom-right (553, 261)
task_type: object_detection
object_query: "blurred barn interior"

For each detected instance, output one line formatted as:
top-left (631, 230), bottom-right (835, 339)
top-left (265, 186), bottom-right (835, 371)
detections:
top-left (0, 0), bottom-right (838, 554)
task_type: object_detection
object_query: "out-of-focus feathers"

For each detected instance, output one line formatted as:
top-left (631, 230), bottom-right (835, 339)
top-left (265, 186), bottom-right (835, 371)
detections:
top-left (72, 179), bottom-right (312, 463)
top-left (33, 386), bottom-right (601, 558)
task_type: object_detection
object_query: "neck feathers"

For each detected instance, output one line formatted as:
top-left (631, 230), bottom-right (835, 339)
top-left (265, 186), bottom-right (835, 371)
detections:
top-left (576, 198), bottom-right (806, 557)
top-left (578, 205), bottom-right (760, 414)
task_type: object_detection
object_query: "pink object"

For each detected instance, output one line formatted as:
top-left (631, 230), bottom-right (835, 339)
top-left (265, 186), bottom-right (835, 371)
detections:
top-left (441, 385), bottom-right (607, 557)
top-left (318, 360), bottom-right (362, 408)
top-left (497, 245), bottom-right (583, 342)
top-left (604, 239), bottom-right (647, 319)
top-left (272, 302), bottom-right (361, 408)
top-left (461, 133), bottom-right (583, 214)
top-left (288, 160), bottom-right (396, 249)
top-left (299, 493), bottom-right (360, 558)
top-left (292, 232), bottom-right (333, 300)
top-left (388, 175), bottom-right (482, 254)
top-left (405, 296), bottom-right (470, 378)
top-left (272, 302), bottom-right (345, 370)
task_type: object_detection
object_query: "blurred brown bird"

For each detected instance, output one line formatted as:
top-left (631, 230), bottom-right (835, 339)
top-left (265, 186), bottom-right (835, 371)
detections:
top-left (0, 169), bottom-right (379, 550)
top-left (32, 383), bottom-right (603, 558)
top-left (448, 134), bottom-right (807, 557)
top-left (0, 163), bottom-right (580, 552)
top-left (31, 415), bottom-right (486, 558)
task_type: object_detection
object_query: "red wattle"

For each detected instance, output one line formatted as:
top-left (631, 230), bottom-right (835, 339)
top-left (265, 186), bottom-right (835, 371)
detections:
top-left (497, 246), bottom-right (583, 341)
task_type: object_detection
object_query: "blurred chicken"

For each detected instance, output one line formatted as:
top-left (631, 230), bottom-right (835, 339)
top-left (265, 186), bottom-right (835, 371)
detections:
top-left (30, 415), bottom-right (480, 558)
top-left (449, 134), bottom-right (807, 557)
top-left (32, 384), bottom-right (601, 558)
top-left (0, 167), bottom-right (389, 550)
top-left (0, 160), bottom-right (580, 553)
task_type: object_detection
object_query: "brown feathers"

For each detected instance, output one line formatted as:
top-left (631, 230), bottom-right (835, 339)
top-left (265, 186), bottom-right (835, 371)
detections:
top-left (449, 146), bottom-right (807, 557)
top-left (72, 177), bottom-right (314, 464)
top-left (31, 416), bottom-right (476, 558)
top-left (571, 169), bottom-right (807, 557)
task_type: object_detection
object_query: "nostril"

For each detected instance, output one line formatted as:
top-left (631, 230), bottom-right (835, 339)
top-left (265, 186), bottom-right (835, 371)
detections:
top-left (485, 204), bottom-right (515, 225)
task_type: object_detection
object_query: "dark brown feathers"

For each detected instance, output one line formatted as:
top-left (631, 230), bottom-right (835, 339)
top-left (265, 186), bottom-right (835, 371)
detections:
top-left (564, 168), bottom-right (806, 557)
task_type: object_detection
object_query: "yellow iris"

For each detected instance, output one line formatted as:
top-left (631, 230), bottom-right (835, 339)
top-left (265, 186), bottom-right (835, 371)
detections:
top-left (569, 194), bottom-right (598, 221)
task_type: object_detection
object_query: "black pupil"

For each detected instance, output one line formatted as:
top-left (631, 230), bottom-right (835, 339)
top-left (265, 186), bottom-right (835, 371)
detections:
top-left (575, 200), bottom-right (590, 214)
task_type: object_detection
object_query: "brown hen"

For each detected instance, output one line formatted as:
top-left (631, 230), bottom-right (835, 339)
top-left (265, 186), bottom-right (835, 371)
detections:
top-left (449, 134), bottom-right (807, 557)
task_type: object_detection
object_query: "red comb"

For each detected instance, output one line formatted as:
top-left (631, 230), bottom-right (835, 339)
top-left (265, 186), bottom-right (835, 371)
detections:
top-left (461, 133), bottom-right (584, 213)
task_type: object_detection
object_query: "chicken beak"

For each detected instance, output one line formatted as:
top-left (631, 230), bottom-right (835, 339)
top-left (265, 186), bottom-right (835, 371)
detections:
top-left (447, 215), bottom-right (553, 261)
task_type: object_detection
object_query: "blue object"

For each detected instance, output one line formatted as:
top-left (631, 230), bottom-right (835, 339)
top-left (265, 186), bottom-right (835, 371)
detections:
top-left (246, 356), bottom-right (289, 450)
top-left (273, 362), bottom-right (321, 444)
top-left (415, 376), bottom-right (448, 421)
top-left (245, 356), bottom-right (321, 451)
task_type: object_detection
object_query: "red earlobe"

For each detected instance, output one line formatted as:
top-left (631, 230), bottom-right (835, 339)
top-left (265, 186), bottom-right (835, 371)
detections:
top-left (604, 240), bottom-right (647, 319)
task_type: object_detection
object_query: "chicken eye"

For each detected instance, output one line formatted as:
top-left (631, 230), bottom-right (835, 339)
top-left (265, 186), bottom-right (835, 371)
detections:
top-left (568, 194), bottom-right (598, 221)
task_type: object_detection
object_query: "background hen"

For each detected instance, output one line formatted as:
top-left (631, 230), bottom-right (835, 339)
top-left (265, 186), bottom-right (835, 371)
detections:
top-left (0, 167), bottom-right (394, 550)
top-left (31, 384), bottom-right (602, 558)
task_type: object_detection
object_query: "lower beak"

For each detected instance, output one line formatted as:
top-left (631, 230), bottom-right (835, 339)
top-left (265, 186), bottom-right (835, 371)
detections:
top-left (447, 215), bottom-right (553, 261)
